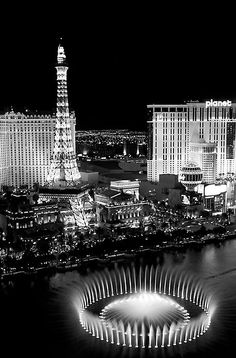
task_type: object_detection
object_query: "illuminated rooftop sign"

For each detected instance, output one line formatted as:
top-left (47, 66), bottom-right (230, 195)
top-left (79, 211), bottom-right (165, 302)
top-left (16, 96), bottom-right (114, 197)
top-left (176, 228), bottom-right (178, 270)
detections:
top-left (205, 100), bottom-right (232, 108)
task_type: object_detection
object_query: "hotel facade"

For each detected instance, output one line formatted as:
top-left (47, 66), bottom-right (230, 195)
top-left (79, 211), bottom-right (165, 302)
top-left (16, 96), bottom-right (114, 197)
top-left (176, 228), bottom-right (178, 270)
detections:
top-left (0, 110), bottom-right (76, 189)
top-left (147, 101), bottom-right (236, 183)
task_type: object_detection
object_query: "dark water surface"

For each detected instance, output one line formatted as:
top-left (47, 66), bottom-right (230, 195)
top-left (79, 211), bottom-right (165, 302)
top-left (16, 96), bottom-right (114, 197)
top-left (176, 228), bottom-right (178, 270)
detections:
top-left (1, 240), bottom-right (236, 358)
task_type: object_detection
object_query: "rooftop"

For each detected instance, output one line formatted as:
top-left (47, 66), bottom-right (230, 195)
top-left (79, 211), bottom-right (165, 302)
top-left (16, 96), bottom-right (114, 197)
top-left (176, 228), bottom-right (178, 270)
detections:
top-left (39, 184), bottom-right (89, 195)
top-left (97, 188), bottom-right (120, 199)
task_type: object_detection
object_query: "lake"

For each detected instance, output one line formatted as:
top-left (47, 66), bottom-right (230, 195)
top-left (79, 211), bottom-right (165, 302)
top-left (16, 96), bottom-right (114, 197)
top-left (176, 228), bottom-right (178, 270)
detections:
top-left (1, 240), bottom-right (236, 358)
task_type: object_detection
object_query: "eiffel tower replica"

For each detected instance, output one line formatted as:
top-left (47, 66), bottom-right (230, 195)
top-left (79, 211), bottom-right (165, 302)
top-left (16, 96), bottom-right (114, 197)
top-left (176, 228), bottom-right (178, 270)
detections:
top-left (39, 40), bottom-right (91, 228)
top-left (46, 41), bottom-right (81, 187)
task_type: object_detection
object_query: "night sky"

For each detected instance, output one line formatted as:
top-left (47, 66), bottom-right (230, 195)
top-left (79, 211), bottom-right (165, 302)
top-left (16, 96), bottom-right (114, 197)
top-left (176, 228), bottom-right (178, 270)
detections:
top-left (1, 4), bottom-right (235, 130)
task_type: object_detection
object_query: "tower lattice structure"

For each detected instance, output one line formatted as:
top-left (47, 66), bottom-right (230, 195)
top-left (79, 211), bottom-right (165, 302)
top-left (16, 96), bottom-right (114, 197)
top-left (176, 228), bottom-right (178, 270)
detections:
top-left (46, 42), bottom-right (81, 187)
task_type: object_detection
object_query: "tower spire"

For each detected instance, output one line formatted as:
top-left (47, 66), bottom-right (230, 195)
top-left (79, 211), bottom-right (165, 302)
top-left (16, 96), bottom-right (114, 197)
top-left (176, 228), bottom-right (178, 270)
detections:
top-left (57, 41), bottom-right (66, 64)
top-left (46, 41), bottom-right (81, 187)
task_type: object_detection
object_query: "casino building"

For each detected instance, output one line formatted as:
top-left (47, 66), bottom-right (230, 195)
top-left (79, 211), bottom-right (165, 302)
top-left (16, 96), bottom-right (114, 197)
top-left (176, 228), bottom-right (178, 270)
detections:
top-left (147, 101), bottom-right (236, 183)
top-left (0, 110), bottom-right (76, 189)
top-left (95, 180), bottom-right (147, 224)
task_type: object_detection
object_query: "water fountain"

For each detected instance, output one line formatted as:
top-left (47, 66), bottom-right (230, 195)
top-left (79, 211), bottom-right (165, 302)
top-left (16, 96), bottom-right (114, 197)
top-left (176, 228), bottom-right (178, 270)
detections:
top-left (73, 265), bottom-right (215, 349)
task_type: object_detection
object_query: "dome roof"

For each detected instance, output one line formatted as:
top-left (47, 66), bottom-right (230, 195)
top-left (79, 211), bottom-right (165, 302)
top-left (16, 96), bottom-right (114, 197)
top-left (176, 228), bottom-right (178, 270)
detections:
top-left (181, 162), bottom-right (202, 173)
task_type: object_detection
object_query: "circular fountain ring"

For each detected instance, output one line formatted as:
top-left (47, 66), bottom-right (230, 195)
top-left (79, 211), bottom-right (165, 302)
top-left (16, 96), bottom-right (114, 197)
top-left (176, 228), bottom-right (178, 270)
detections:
top-left (101, 292), bottom-right (190, 327)
top-left (74, 266), bottom-right (215, 349)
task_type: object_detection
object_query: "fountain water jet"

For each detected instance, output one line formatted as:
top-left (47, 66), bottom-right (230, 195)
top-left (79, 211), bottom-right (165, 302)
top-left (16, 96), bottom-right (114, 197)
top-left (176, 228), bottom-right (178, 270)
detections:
top-left (74, 265), bottom-right (215, 349)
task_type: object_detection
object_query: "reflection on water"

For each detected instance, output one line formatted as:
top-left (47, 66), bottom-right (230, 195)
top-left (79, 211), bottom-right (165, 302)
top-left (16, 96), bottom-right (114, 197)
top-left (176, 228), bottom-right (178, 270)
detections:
top-left (2, 240), bottom-right (236, 357)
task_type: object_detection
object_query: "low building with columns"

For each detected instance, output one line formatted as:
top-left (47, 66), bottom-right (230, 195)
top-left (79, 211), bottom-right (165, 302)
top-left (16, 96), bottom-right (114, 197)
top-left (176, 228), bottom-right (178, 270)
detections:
top-left (95, 184), bottom-right (146, 224)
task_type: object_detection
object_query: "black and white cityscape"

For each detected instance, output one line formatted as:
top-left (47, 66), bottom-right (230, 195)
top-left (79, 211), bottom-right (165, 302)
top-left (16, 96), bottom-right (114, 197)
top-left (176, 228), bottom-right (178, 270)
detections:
top-left (1, 5), bottom-right (236, 358)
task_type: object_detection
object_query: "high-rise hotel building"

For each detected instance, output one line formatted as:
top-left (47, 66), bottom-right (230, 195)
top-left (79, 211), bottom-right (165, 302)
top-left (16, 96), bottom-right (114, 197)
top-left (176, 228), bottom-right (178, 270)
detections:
top-left (147, 101), bottom-right (236, 183)
top-left (0, 110), bottom-right (76, 188)
top-left (189, 139), bottom-right (217, 184)
top-left (0, 116), bottom-right (9, 186)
